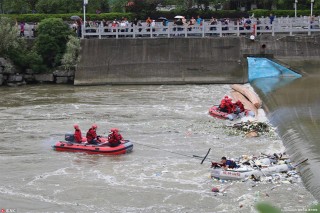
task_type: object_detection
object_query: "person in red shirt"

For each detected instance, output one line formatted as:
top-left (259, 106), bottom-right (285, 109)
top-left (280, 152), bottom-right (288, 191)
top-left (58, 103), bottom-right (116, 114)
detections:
top-left (86, 124), bottom-right (99, 144)
top-left (73, 124), bottom-right (82, 143)
top-left (107, 128), bottom-right (123, 147)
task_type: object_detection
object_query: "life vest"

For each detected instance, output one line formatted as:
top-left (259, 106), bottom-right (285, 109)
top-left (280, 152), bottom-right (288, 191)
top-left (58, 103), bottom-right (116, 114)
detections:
top-left (74, 129), bottom-right (82, 143)
top-left (86, 128), bottom-right (97, 142)
top-left (108, 132), bottom-right (122, 144)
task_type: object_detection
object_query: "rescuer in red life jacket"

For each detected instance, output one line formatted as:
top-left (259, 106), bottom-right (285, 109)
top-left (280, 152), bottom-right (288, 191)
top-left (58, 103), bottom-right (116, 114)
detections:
top-left (73, 124), bottom-right (82, 143)
top-left (219, 96), bottom-right (234, 114)
top-left (86, 124), bottom-right (99, 145)
top-left (234, 100), bottom-right (245, 114)
top-left (107, 128), bottom-right (123, 147)
top-left (219, 96), bottom-right (228, 112)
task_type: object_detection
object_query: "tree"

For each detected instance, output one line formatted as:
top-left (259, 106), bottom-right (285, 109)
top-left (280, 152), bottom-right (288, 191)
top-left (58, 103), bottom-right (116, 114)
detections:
top-left (0, 17), bottom-right (20, 56)
top-left (26, 0), bottom-right (39, 13)
top-left (109, 0), bottom-right (127, 12)
top-left (125, 0), bottom-right (163, 17)
top-left (2, 0), bottom-right (29, 13)
top-left (35, 18), bottom-right (72, 68)
top-left (61, 35), bottom-right (81, 71)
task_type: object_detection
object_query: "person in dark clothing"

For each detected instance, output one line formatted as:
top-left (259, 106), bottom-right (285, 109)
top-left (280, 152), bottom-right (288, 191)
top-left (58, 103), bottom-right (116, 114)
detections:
top-left (221, 156), bottom-right (238, 169)
top-left (73, 124), bottom-right (82, 143)
top-left (86, 124), bottom-right (99, 144)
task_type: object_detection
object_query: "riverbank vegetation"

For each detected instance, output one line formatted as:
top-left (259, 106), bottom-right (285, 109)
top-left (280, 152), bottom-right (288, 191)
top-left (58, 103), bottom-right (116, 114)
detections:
top-left (0, 0), bottom-right (319, 20)
top-left (0, 17), bottom-right (80, 73)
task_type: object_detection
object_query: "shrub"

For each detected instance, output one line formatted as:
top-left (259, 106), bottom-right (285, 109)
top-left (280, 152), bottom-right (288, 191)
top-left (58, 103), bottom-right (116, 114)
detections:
top-left (0, 13), bottom-right (134, 23)
top-left (61, 35), bottom-right (81, 71)
top-left (35, 18), bottom-right (72, 68)
top-left (0, 17), bottom-right (20, 57)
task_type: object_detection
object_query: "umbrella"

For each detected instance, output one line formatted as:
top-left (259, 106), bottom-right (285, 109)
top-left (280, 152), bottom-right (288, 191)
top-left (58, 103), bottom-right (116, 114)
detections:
top-left (158, 17), bottom-right (167, 20)
top-left (70, 15), bottom-right (81, 21)
top-left (174, 15), bottom-right (184, 19)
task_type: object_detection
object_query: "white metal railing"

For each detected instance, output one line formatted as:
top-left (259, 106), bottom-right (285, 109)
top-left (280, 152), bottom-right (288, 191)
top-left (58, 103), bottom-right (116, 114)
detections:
top-left (81, 18), bottom-right (320, 39)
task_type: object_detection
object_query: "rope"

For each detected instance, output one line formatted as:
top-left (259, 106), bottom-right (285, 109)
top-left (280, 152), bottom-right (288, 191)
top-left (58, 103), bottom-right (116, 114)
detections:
top-left (133, 141), bottom-right (207, 160)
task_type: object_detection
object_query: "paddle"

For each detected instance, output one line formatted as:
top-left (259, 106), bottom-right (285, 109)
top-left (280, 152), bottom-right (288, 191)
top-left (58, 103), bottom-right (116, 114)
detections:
top-left (293, 158), bottom-right (308, 168)
top-left (201, 148), bottom-right (211, 164)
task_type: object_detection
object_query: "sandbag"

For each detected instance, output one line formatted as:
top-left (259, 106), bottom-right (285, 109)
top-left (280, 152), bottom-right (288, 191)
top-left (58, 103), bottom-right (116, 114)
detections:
top-left (231, 84), bottom-right (262, 108)
top-left (231, 91), bottom-right (258, 116)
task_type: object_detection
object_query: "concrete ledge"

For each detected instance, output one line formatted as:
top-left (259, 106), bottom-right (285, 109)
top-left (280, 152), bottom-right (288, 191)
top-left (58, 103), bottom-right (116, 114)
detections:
top-left (75, 38), bottom-right (246, 85)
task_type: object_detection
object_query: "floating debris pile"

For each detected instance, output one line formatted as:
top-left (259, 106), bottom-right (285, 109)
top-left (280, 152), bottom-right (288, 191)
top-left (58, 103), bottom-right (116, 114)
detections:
top-left (224, 121), bottom-right (276, 137)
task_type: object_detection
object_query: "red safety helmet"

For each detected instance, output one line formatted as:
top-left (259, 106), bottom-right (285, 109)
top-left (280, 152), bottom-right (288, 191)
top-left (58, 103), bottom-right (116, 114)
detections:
top-left (73, 124), bottom-right (79, 130)
top-left (224, 96), bottom-right (229, 99)
top-left (111, 128), bottom-right (119, 132)
top-left (92, 124), bottom-right (98, 129)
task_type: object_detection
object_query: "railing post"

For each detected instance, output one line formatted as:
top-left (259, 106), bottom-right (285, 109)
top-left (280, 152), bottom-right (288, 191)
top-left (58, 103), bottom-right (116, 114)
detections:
top-left (184, 25), bottom-right (187, 37)
top-left (168, 25), bottom-right (170, 38)
top-left (237, 21), bottom-right (240, 36)
top-left (308, 21), bottom-right (311, 36)
top-left (133, 25), bottom-right (136, 38)
top-left (99, 23), bottom-right (102, 39)
top-left (290, 20), bottom-right (293, 36)
top-left (272, 22), bottom-right (275, 36)
top-left (202, 21), bottom-right (205, 37)
top-left (150, 26), bottom-right (153, 38)
top-left (116, 27), bottom-right (118, 39)
top-left (219, 22), bottom-right (222, 37)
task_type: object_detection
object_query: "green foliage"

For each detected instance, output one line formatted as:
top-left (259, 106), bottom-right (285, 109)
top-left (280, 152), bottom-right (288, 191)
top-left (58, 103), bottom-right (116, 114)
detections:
top-left (0, 17), bottom-right (46, 73)
top-left (61, 36), bottom-right (81, 71)
top-left (310, 204), bottom-right (320, 212)
top-left (0, 13), bottom-right (133, 22)
top-left (35, 18), bottom-right (72, 68)
top-left (250, 9), bottom-right (320, 17)
top-left (8, 43), bottom-right (46, 73)
top-left (2, 0), bottom-right (29, 13)
top-left (256, 202), bottom-right (282, 213)
top-left (109, 0), bottom-right (127, 12)
top-left (0, 17), bottom-right (20, 57)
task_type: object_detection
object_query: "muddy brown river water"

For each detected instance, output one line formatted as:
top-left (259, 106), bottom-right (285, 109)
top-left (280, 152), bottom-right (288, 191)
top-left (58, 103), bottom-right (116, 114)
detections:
top-left (0, 84), bottom-right (317, 213)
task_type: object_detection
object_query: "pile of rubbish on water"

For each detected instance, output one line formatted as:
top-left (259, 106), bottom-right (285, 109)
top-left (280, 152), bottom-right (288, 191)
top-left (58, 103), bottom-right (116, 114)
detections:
top-left (224, 121), bottom-right (276, 137)
top-left (210, 153), bottom-right (307, 194)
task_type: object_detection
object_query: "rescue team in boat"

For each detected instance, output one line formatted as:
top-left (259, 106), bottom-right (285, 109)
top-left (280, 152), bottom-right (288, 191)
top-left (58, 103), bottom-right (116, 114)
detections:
top-left (219, 96), bottom-right (245, 115)
top-left (73, 123), bottom-right (123, 147)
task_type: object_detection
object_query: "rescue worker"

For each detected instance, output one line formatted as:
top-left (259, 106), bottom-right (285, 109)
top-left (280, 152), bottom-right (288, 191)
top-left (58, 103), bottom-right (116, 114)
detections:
top-left (225, 97), bottom-right (234, 113)
top-left (219, 96), bottom-right (228, 112)
top-left (233, 100), bottom-right (245, 114)
top-left (220, 156), bottom-right (238, 169)
top-left (219, 96), bottom-right (234, 114)
top-left (107, 128), bottom-right (123, 147)
top-left (86, 124), bottom-right (99, 145)
top-left (73, 124), bottom-right (82, 143)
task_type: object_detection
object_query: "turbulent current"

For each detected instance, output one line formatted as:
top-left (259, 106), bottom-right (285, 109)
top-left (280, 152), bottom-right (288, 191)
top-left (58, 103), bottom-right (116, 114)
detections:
top-left (0, 84), bottom-right (317, 213)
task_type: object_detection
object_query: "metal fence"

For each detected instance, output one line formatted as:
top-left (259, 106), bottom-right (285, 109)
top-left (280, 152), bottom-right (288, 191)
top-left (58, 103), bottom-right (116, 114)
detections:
top-left (82, 17), bottom-right (320, 39)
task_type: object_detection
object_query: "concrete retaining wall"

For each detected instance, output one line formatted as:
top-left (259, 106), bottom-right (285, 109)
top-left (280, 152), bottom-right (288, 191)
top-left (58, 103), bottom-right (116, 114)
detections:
top-left (75, 38), bottom-right (246, 85)
top-left (75, 36), bottom-right (320, 85)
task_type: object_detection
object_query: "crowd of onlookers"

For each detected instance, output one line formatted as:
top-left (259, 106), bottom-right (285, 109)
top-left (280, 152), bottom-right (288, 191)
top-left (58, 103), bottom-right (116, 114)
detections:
top-left (16, 14), bottom-right (319, 38)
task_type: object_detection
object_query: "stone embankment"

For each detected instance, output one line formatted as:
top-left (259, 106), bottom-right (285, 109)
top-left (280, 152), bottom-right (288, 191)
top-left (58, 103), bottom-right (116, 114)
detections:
top-left (0, 57), bottom-right (74, 86)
